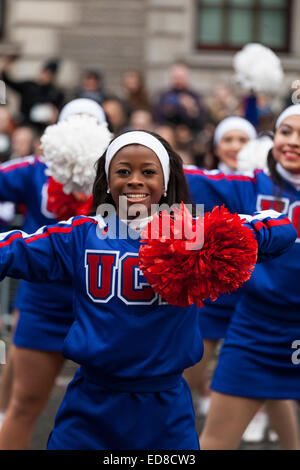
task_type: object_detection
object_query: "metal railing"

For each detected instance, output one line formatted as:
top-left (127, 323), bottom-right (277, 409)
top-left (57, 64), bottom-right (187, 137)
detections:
top-left (0, 214), bottom-right (23, 334)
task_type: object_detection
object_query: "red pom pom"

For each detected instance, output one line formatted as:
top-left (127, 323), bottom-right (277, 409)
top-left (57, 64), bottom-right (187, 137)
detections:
top-left (138, 203), bottom-right (258, 308)
top-left (47, 177), bottom-right (93, 221)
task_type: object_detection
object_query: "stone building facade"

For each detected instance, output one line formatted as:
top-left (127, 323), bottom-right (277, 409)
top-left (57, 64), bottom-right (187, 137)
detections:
top-left (1, 0), bottom-right (300, 105)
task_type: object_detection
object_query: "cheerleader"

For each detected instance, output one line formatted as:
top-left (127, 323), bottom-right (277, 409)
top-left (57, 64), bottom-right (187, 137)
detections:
top-left (184, 117), bottom-right (282, 444)
top-left (0, 98), bottom-right (112, 449)
top-left (185, 104), bottom-right (300, 450)
top-left (183, 116), bottom-right (257, 417)
top-left (207, 116), bottom-right (257, 173)
top-left (0, 130), bottom-right (295, 449)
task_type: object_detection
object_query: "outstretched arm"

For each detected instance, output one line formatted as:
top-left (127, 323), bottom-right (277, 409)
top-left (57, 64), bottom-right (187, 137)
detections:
top-left (0, 216), bottom-right (96, 282)
top-left (184, 167), bottom-right (258, 213)
top-left (241, 210), bottom-right (297, 262)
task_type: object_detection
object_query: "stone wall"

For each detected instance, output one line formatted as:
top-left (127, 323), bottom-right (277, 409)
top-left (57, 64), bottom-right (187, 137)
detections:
top-left (1, 0), bottom-right (300, 105)
top-left (60, 0), bottom-right (147, 96)
top-left (1, 0), bottom-right (80, 85)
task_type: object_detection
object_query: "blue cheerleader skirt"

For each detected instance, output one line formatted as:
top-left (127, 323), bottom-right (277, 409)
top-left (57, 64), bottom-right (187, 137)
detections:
top-left (47, 368), bottom-right (200, 450)
top-left (13, 280), bottom-right (74, 352)
top-left (198, 308), bottom-right (232, 340)
top-left (14, 310), bottom-right (73, 352)
top-left (198, 291), bottom-right (241, 340)
top-left (211, 302), bottom-right (300, 399)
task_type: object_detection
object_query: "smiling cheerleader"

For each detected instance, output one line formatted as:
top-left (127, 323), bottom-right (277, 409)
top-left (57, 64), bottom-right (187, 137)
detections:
top-left (185, 105), bottom-right (300, 450)
top-left (0, 130), bottom-right (296, 449)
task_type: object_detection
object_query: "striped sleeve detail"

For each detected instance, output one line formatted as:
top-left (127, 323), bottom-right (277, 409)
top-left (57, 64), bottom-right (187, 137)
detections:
top-left (184, 167), bottom-right (262, 182)
top-left (0, 232), bottom-right (23, 248)
top-left (0, 216), bottom-right (98, 248)
top-left (253, 216), bottom-right (291, 231)
top-left (0, 155), bottom-right (37, 173)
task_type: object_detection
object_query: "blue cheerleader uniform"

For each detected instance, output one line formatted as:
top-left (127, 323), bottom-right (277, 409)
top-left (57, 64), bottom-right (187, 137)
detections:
top-left (185, 166), bottom-right (300, 398)
top-left (0, 209), bottom-right (295, 449)
top-left (0, 156), bottom-right (73, 351)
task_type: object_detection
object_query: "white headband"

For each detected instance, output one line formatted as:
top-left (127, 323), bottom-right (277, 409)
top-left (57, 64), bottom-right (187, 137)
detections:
top-left (214, 117), bottom-right (257, 145)
top-left (275, 104), bottom-right (300, 129)
top-left (58, 98), bottom-right (107, 124)
top-left (105, 131), bottom-right (170, 189)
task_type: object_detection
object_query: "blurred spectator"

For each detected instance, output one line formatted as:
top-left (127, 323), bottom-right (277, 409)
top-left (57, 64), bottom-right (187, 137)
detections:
top-left (10, 126), bottom-right (38, 159)
top-left (128, 109), bottom-right (154, 131)
top-left (205, 84), bottom-right (240, 124)
top-left (121, 69), bottom-right (150, 116)
top-left (74, 68), bottom-right (107, 104)
top-left (155, 123), bottom-right (195, 166)
top-left (102, 97), bottom-right (128, 134)
top-left (191, 122), bottom-right (216, 169)
top-left (0, 55), bottom-right (64, 129)
top-left (32, 130), bottom-right (44, 157)
top-left (241, 92), bottom-right (277, 132)
top-left (175, 124), bottom-right (193, 150)
top-left (256, 93), bottom-right (276, 132)
top-left (154, 124), bottom-right (177, 149)
top-left (154, 62), bottom-right (208, 134)
top-left (0, 109), bottom-right (17, 231)
top-left (0, 106), bottom-right (15, 162)
top-left (173, 124), bottom-right (196, 166)
top-left (0, 106), bottom-right (15, 135)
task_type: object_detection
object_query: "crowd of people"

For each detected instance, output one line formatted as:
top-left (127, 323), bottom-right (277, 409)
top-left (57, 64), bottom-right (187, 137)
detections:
top-left (0, 56), bottom-right (280, 169)
top-left (0, 56), bottom-right (279, 233)
top-left (0, 54), bottom-right (299, 451)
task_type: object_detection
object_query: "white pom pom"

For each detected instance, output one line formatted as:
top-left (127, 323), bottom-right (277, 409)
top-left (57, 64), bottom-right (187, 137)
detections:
top-left (233, 43), bottom-right (284, 94)
top-left (40, 114), bottom-right (113, 194)
top-left (237, 136), bottom-right (273, 172)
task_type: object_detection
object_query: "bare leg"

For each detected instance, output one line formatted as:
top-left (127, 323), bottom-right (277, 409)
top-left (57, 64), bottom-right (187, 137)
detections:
top-left (200, 391), bottom-right (265, 450)
top-left (0, 346), bottom-right (65, 449)
top-left (183, 339), bottom-right (219, 394)
top-left (265, 400), bottom-right (300, 450)
top-left (0, 309), bottom-right (20, 413)
top-left (0, 346), bottom-right (15, 412)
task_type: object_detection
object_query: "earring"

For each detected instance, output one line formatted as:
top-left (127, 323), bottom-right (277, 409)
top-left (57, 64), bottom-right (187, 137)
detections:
top-left (107, 188), bottom-right (110, 194)
top-left (163, 191), bottom-right (167, 197)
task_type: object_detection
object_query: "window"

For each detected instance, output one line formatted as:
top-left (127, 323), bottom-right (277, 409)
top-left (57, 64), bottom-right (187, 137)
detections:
top-left (195, 0), bottom-right (292, 52)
